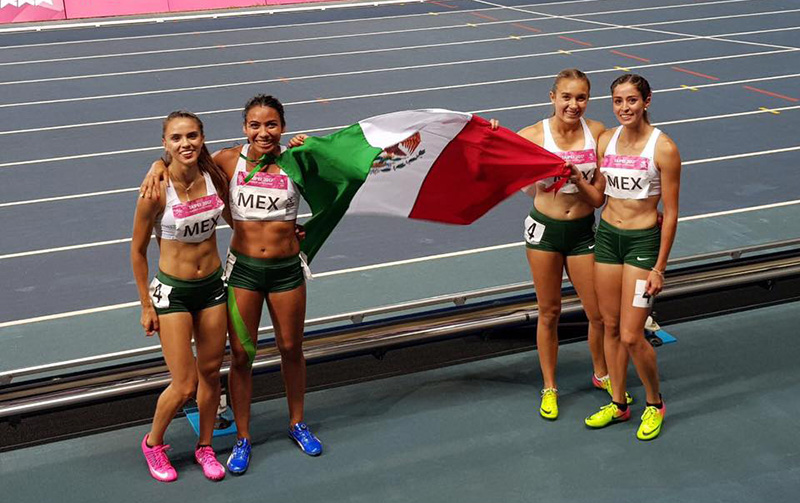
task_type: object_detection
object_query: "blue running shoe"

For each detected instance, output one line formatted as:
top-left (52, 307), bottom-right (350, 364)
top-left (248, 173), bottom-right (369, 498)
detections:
top-left (226, 438), bottom-right (251, 475)
top-left (288, 422), bottom-right (322, 456)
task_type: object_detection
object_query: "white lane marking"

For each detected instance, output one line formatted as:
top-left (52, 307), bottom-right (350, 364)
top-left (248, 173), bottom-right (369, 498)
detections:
top-left (0, 187), bottom-right (138, 208)
top-left (478, 0), bottom-right (799, 51)
top-left (0, 0), bottom-right (745, 40)
top-left (0, 0), bottom-right (763, 70)
top-left (3, 10), bottom-right (798, 87)
top-left (2, 69), bottom-right (799, 170)
top-left (0, 212), bottom-right (313, 259)
top-left (2, 197), bottom-right (799, 328)
top-left (682, 146), bottom-right (800, 165)
top-left (2, 145), bottom-right (798, 260)
top-left (2, 45), bottom-right (794, 137)
top-left (5, 104), bottom-right (800, 209)
top-left (2, 22), bottom-right (797, 110)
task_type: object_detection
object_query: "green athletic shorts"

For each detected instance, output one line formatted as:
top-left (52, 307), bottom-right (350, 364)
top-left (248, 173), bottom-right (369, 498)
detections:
top-left (524, 206), bottom-right (596, 256)
top-left (224, 250), bottom-right (304, 294)
top-left (149, 267), bottom-right (226, 315)
top-left (594, 219), bottom-right (660, 270)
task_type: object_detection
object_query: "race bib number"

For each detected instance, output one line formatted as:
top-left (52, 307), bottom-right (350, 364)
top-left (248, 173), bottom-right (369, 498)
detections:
top-left (524, 215), bottom-right (546, 245)
top-left (632, 279), bottom-right (654, 308)
top-left (222, 250), bottom-right (237, 284)
top-left (149, 277), bottom-right (173, 309)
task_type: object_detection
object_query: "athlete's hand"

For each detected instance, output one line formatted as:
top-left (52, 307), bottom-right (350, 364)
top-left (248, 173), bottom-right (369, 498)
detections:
top-left (489, 119), bottom-right (500, 130)
top-left (288, 134), bottom-right (308, 148)
top-left (567, 162), bottom-right (582, 183)
top-left (295, 223), bottom-right (306, 241)
top-left (645, 270), bottom-right (664, 297)
top-left (141, 306), bottom-right (159, 336)
top-left (140, 160), bottom-right (168, 200)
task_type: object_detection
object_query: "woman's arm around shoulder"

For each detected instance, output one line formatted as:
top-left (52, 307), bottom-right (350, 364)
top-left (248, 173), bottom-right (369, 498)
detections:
top-left (212, 146), bottom-right (241, 180)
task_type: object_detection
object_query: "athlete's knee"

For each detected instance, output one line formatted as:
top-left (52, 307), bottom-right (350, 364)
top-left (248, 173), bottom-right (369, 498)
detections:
top-left (603, 318), bottom-right (620, 337)
top-left (537, 302), bottom-right (561, 328)
top-left (620, 328), bottom-right (644, 349)
top-left (172, 375), bottom-right (198, 401)
top-left (229, 344), bottom-right (253, 369)
top-left (277, 337), bottom-right (303, 360)
top-left (197, 360), bottom-right (222, 382)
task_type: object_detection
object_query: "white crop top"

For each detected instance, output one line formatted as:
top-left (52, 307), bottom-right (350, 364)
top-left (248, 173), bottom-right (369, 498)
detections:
top-left (155, 171), bottom-right (225, 243)
top-left (600, 126), bottom-right (662, 200)
top-left (536, 117), bottom-right (597, 194)
top-left (229, 144), bottom-right (299, 222)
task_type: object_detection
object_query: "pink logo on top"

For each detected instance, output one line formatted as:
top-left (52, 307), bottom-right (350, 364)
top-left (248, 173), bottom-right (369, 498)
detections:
top-left (556, 149), bottom-right (596, 165)
top-left (173, 195), bottom-right (223, 219)
top-left (601, 155), bottom-right (649, 170)
top-left (238, 171), bottom-right (288, 189)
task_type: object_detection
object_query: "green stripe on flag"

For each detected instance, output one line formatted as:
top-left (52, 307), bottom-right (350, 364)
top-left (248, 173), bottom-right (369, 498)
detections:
top-left (277, 124), bottom-right (382, 262)
top-left (227, 286), bottom-right (256, 367)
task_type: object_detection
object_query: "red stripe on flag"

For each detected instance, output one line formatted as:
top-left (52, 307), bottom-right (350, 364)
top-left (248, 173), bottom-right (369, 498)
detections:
top-left (609, 50), bottom-right (650, 62)
top-left (558, 35), bottom-right (592, 46)
top-left (742, 85), bottom-right (798, 102)
top-left (408, 117), bottom-right (568, 224)
top-left (671, 66), bottom-right (719, 81)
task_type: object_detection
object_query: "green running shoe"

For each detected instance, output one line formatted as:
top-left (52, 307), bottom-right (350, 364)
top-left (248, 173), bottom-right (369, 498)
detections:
top-left (539, 388), bottom-right (558, 420)
top-left (585, 402), bottom-right (631, 428)
top-left (637, 403), bottom-right (666, 440)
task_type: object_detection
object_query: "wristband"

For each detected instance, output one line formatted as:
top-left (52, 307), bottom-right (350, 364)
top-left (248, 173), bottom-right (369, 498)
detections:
top-left (651, 267), bottom-right (664, 278)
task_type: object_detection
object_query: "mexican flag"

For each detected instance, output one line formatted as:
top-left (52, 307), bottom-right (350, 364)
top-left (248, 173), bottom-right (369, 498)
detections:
top-left (276, 109), bottom-right (568, 262)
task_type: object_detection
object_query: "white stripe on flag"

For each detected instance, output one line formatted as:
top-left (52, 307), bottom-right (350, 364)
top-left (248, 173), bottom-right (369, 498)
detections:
top-left (349, 110), bottom-right (472, 217)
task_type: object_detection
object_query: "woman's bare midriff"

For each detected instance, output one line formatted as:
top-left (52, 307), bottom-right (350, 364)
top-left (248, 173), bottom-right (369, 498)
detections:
top-left (157, 237), bottom-right (222, 279)
top-left (533, 187), bottom-right (595, 220)
top-left (231, 220), bottom-right (300, 258)
top-left (602, 196), bottom-right (660, 229)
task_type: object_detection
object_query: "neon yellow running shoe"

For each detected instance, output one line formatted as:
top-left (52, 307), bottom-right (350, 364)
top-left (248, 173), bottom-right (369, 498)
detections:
top-left (637, 404), bottom-right (666, 440)
top-left (592, 374), bottom-right (633, 405)
top-left (585, 402), bottom-right (631, 428)
top-left (539, 388), bottom-right (558, 420)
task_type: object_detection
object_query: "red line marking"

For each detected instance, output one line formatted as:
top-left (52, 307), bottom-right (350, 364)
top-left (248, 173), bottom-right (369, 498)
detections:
top-left (558, 35), bottom-right (592, 47)
top-left (742, 85), bottom-right (799, 102)
top-left (671, 66), bottom-right (719, 81)
top-left (511, 23), bottom-right (542, 33)
top-left (609, 50), bottom-right (650, 62)
top-left (470, 12), bottom-right (498, 21)
top-left (429, 1), bottom-right (457, 8)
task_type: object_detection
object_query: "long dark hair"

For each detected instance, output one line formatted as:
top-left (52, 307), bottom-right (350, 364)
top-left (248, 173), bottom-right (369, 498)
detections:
top-left (161, 110), bottom-right (229, 202)
top-left (610, 73), bottom-right (652, 123)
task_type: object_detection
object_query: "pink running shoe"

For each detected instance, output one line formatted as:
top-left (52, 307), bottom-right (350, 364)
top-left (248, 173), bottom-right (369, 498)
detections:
top-left (141, 434), bottom-right (177, 483)
top-left (195, 445), bottom-right (226, 481)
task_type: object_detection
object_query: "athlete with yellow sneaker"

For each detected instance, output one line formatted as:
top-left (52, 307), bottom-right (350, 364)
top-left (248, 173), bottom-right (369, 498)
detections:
top-left (583, 74), bottom-right (681, 440)
top-left (517, 69), bottom-right (626, 420)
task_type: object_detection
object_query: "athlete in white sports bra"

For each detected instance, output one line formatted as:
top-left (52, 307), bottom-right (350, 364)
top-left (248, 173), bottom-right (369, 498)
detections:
top-left (131, 111), bottom-right (230, 482)
top-left (584, 74), bottom-right (682, 441)
top-left (142, 95), bottom-right (321, 472)
top-left (516, 69), bottom-right (614, 421)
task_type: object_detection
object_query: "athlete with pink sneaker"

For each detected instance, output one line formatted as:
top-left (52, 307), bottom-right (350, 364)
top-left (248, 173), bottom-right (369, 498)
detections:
top-left (132, 111), bottom-right (230, 481)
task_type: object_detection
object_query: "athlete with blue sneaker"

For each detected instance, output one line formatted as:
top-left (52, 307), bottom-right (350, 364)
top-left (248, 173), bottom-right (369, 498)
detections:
top-left (142, 96), bottom-right (322, 474)
top-left (584, 75), bottom-right (681, 440)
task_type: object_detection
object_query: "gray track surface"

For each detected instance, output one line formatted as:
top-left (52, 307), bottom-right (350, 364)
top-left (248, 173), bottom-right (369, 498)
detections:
top-left (0, 0), bottom-right (798, 361)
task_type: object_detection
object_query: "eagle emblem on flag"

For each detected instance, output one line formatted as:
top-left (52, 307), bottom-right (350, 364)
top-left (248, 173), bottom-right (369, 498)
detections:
top-left (370, 132), bottom-right (425, 173)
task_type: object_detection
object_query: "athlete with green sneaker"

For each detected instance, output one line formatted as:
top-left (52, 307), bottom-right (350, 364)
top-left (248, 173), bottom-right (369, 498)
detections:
top-left (583, 74), bottom-right (682, 440)
top-left (516, 69), bottom-right (624, 420)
